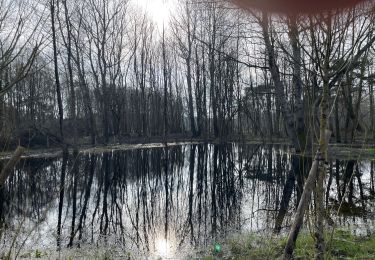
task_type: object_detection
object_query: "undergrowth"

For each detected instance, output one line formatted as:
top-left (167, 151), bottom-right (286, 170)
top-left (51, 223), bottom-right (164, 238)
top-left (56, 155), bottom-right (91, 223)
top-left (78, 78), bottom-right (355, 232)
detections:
top-left (203, 230), bottom-right (375, 260)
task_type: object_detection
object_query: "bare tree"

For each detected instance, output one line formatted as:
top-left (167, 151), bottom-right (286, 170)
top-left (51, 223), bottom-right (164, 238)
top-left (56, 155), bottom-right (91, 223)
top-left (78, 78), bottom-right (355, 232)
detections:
top-left (49, 0), bottom-right (64, 142)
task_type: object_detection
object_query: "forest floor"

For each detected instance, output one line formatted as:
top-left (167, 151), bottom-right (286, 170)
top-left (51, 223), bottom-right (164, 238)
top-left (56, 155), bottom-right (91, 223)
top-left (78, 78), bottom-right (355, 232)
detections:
top-left (202, 229), bottom-right (375, 260)
top-left (10, 229), bottom-right (375, 259)
top-left (0, 137), bottom-right (374, 161)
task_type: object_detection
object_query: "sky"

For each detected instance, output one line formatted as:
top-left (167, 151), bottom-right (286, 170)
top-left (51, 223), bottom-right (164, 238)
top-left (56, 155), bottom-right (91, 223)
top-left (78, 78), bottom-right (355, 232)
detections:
top-left (132, 0), bottom-right (176, 31)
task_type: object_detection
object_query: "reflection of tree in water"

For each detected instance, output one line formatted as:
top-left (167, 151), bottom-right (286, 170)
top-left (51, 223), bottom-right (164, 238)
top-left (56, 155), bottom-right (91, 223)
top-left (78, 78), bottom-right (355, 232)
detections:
top-left (115, 144), bottom-right (244, 254)
top-left (329, 160), bottom-right (375, 221)
top-left (0, 144), bottom-right (374, 256)
top-left (0, 157), bottom-right (61, 221)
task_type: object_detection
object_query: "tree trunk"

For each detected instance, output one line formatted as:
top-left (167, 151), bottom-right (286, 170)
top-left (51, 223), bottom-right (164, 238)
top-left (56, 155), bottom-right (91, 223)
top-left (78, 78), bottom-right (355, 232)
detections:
top-left (334, 96), bottom-right (341, 143)
top-left (283, 149), bottom-right (319, 259)
top-left (370, 83), bottom-right (374, 140)
top-left (261, 13), bottom-right (300, 151)
top-left (50, 0), bottom-right (64, 143)
top-left (288, 16), bottom-right (307, 151)
top-left (186, 56), bottom-right (197, 137)
top-left (162, 27), bottom-right (168, 139)
top-left (62, 0), bottom-right (77, 147)
top-left (57, 149), bottom-right (68, 249)
top-left (283, 131), bottom-right (331, 260)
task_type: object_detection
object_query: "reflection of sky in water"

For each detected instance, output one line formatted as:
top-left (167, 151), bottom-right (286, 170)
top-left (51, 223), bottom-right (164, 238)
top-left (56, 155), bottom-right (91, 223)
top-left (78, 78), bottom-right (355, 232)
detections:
top-left (0, 144), bottom-right (374, 258)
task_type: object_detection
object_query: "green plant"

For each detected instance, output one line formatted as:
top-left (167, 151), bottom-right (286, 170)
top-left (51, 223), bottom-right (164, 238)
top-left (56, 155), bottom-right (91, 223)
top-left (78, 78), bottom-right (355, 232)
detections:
top-left (202, 230), bottom-right (375, 259)
top-left (35, 249), bottom-right (42, 258)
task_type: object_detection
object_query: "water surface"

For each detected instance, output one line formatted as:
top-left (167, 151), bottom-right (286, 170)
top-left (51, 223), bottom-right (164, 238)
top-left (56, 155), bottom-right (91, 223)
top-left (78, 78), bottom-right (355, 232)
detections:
top-left (0, 143), bottom-right (374, 258)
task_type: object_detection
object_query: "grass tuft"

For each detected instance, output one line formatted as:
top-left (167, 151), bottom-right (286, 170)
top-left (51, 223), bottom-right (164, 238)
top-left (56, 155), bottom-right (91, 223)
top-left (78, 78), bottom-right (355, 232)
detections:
top-left (203, 230), bottom-right (375, 259)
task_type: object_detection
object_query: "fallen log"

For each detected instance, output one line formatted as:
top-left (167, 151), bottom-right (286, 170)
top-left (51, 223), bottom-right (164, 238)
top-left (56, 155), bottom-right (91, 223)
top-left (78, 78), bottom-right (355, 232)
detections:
top-left (0, 146), bottom-right (25, 187)
top-left (283, 130), bottom-right (332, 259)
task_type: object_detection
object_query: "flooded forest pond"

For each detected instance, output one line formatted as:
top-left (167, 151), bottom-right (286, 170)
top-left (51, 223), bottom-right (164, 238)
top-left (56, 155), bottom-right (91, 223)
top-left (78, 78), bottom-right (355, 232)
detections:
top-left (0, 143), bottom-right (374, 258)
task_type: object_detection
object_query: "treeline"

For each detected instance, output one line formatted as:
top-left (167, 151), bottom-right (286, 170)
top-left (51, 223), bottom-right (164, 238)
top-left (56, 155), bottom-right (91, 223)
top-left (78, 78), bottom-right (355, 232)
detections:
top-left (0, 0), bottom-right (374, 149)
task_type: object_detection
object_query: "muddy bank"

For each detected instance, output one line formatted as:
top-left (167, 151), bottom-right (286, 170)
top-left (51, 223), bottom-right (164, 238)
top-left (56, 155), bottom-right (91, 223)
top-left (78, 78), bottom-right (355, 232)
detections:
top-left (0, 141), bottom-right (203, 160)
top-left (0, 139), bottom-right (373, 161)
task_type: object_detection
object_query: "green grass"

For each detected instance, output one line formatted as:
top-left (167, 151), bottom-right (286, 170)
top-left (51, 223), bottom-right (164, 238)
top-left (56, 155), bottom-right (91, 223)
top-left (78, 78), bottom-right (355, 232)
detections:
top-left (327, 230), bottom-right (375, 259)
top-left (204, 230), bottom-right (375, 260)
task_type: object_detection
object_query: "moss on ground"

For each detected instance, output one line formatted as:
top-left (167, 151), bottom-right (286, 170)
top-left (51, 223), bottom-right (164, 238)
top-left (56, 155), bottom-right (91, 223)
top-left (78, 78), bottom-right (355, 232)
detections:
top-left (204, 230), bottom-right (375, 260)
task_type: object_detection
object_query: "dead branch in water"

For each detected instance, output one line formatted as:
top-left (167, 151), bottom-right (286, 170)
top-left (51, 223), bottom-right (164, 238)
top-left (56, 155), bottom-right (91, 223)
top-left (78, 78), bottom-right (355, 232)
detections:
top-left (0, 146), bottom-right (25, 187)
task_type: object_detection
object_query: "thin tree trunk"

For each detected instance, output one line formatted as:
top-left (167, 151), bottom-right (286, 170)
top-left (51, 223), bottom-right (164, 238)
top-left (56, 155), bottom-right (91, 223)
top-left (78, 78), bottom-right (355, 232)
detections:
top-left (162, 27), bottom-right (168, 139)
top-left (315, 43), bottom-right (331, 260)
top-left (288, 16), bottom-right (306, 151)
top-left (62, 0), bottom-right (77, 146)
top-left (57, 149), bottom-right (68, 249)
top-left (334, 96), bottom-right (341, 143)
top-left (68, 149), bottom-right (79, 247)
top-left (50, 0), bottom-right (64, 143)
top-left (370, 83), bottom-right (374, 140)
top-left (186, 16), bottom-right (197, 137)
top-left (283, 131), bottom-right (331, 260)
